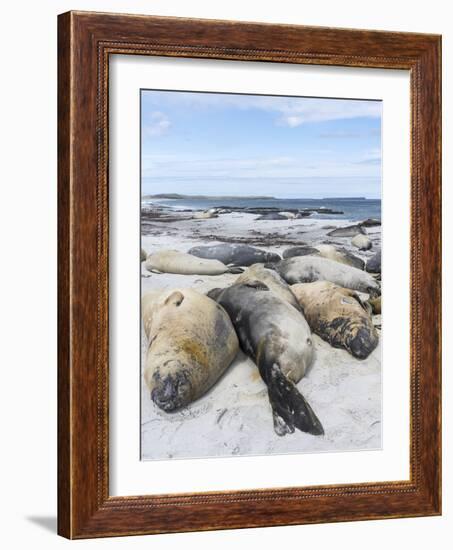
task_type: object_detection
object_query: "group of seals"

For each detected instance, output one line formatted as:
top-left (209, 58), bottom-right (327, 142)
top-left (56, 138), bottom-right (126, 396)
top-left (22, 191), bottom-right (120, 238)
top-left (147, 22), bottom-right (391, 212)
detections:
top-left (142, 222), bottom-right (381, 436)
top-left (269, 256), bottom-right (380, 296)
top-left (235, 265), bottom-right (379, 359)
top-left (142, 288), bottom-right (239, 412)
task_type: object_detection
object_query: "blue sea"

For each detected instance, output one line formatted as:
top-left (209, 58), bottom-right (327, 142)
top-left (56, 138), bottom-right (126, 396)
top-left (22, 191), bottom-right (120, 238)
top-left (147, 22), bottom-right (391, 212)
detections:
top-left (143, 196), bottom-right (381, 222)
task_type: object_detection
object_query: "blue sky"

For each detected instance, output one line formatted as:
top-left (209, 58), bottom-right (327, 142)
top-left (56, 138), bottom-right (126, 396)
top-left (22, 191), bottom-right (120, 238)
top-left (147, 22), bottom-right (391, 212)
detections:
top-left (141, 90), bottom-right (382, 198)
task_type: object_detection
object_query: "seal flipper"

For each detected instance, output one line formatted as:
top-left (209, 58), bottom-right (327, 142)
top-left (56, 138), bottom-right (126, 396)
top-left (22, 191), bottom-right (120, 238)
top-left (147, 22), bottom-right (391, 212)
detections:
top-left (266, 363), bottom-right (324, 436)
top-left (228, 266), bottom-right (244, 274)
top-left (272, 408), bottom-right (295, 436)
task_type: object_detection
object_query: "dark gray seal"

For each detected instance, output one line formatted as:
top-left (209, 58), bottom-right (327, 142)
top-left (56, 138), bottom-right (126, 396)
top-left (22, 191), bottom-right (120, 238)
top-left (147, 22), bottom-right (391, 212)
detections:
top-left (256, 213), bottom-right (288, 220)
top-left (366, 249), bottom-right (381, 274)
top-left (282, 245), bottom-right (319, 259)
top-left (188, 243), bottom-right (281, 267)
top-left (236, 264), bottom-right (301, 311)
top-left (208, 281), bottom-right (324, 437)
top-left (327, 224), bottom-right (367, 237)
top-left (360, 218), bottom-right (381, 227)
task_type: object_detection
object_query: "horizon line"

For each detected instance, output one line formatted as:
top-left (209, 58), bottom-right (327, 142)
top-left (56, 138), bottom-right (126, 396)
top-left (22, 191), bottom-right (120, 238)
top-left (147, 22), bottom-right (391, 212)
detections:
top-left (144, 193), bottom-right (380, 200)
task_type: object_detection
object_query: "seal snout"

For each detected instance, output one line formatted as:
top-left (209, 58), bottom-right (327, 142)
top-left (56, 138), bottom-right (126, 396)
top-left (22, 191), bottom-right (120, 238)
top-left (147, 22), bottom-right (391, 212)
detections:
top-left (151, 370), bottom-right (191, 412)
top-left (348, 327), bottom-right (378, 360)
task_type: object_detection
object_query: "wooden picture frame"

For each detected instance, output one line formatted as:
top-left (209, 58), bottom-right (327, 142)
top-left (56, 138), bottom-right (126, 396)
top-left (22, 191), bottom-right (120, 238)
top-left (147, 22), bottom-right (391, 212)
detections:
top-left (58, 10), bottom-right (441, 539)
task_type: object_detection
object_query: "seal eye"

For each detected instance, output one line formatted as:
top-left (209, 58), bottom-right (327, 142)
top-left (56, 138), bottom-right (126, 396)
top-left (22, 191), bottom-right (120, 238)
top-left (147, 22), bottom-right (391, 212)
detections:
top-left (306, 338), bottom-right (312, 346)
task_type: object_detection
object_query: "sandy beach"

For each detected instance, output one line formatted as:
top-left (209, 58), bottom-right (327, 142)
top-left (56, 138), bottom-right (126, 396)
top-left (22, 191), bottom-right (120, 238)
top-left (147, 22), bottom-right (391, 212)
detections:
top-left (141, 202), bottom-right (382, 460)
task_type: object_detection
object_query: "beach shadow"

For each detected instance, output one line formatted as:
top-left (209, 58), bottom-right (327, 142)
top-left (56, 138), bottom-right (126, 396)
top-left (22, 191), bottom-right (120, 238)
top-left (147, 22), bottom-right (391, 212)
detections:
top-left (26, 515), bottom-right (57, 533)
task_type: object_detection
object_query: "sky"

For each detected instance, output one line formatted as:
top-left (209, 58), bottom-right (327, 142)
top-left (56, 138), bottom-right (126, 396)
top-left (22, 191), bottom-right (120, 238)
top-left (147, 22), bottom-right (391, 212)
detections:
top-left (141, 90), bottom-right (382, 199)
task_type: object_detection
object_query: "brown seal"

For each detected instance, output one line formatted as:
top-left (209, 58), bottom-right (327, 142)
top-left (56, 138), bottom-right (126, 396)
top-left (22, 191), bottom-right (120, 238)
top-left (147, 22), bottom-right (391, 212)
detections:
top-left (142, 288), bottom-right (239, 411)
top-left (291, 281), bottom-right (379, 359)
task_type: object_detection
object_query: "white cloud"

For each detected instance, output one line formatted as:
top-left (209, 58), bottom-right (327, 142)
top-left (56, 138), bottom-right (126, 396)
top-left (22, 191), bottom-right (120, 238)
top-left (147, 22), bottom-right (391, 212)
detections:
top-left (275, 99), bottom-right (381, 128)
top-left (144, 111), bottom-right (171, 137)
top-left (143, 91), bottom-right (381, 127)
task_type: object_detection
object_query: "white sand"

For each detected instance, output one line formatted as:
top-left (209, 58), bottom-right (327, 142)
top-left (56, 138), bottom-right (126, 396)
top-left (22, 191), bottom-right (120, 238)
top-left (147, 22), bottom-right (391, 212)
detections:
top-left (141, 212), bottom-right (382, 460)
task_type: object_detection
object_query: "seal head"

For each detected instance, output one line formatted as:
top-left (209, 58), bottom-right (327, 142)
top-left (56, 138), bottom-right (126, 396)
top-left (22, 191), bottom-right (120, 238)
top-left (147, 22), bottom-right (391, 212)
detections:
top-left (150, 363), bottom-right (192, 412)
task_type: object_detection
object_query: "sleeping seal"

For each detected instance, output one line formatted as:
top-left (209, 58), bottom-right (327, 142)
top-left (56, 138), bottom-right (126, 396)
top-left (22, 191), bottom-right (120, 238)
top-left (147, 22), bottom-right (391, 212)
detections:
top-left (208, 282), bottom-right (324, 436)
top-left (279, 211), bottom-right (296, 219)
top-left (291, 281), bottom-right (379, 359)
top-left (142, 288), bottom-right (239, 411)
top-left (315, 244), bottom-right (365, 270)
top-left (236, 264), bottom-right (301, 310)
top-left (193, 208), bottom-right (218, 219)
top-left (351, 234), bottom-right (372, 251)
top-left (256, 213), bottom-right (287, 220)
top-left (282, 244), bottom-right (364, 270)
top-left (270, 256), bottom-right (380, 296)
top-left (327, 224), bottom-right (366, 237)
top-left (145, 250), bottom-right (243, 275)
top-left (282, 245), bottom-right (319, 259)
top-left (188, 243), bottom-right (281, 267)
top-left (360, 218), bottom-right (381, 228)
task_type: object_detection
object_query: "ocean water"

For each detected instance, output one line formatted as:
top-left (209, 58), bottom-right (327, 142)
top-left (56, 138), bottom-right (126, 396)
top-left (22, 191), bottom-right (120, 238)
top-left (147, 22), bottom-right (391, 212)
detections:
top-left (143, 196), bottom-right (381, 222)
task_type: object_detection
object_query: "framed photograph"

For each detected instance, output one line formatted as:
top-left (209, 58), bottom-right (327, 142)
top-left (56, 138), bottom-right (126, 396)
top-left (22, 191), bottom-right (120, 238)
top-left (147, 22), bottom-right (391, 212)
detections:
top-left (58, 11), bottom-right (441, 539)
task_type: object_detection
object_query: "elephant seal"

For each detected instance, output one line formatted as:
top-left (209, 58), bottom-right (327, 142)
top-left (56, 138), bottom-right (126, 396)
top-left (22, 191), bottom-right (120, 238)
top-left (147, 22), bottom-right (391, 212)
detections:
top-left (291, 282), bottom-right (379, 359)
top-left (270, 256), bottom-right (380, 296)
top-left (141, 248), bottom-right (147, 262)
top-left (193, 208), bottom-right (218, 219)
top-left (145, 250), bottom-right (243, 275)
top-left (188, 243), bottom-right (281, 267)
top-left (256, 213), bottom-right (287, 220)
top-left (279, 211), bottom-right (296, 219)
top-left (366, 249), bottom-right (381, 274)
top-left (282, 245), bottom-right (319, 259)
top-left (236, 264), bottom-right (301, 310)
top-left (282, 244), bottom-right (364, 270)
top-left (142, 288), bottom-right (239, 411)
top-left (327, 224), bottom-right (366, 237)
top-left (351, 234), bottom-right (372, 250)
top-left (208, 282), bottom-right (323, 436)
top-left (315, 244), bottom-right (365, 270)
top-left (360, 218), bottom-right (381, 227)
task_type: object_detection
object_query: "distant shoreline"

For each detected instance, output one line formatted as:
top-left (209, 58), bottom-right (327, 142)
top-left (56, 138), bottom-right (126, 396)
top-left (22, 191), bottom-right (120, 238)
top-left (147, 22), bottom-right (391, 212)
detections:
top-left (145, 193), bottom-right (372, 201)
